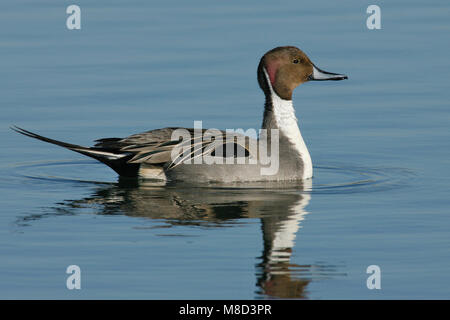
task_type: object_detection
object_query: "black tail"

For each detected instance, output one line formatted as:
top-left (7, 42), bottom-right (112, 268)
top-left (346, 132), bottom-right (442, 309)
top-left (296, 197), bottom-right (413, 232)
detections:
top-left (11, 126), bottom-right (140, 177)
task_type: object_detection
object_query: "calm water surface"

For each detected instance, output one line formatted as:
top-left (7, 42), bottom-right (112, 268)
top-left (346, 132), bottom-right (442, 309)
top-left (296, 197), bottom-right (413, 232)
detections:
top-left (0, 0), bottom-right (449, 299)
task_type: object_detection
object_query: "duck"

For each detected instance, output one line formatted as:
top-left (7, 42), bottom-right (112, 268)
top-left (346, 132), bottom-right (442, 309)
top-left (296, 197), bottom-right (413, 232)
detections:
top-left (12, 46), bottom-right (347, 183)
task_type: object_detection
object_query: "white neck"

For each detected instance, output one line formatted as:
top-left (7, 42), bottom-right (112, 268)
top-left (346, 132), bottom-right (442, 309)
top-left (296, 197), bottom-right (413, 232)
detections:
top-left (264, 69), bottom-right (313, 179)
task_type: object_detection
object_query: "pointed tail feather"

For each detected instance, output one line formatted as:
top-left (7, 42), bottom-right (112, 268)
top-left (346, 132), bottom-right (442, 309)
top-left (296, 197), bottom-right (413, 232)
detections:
top-left (11, 126), bottom-right (140, 177)
top-left (11, 126), bottom-right (86, 150)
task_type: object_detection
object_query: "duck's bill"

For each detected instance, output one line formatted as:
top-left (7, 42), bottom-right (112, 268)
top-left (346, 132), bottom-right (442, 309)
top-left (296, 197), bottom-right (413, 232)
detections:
top-left (308, 64), bottom-right (348, 81)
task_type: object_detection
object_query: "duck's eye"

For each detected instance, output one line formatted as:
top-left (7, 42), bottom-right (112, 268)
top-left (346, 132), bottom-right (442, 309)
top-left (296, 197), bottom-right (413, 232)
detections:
top-left (293, 59), bottom-right (300, 64)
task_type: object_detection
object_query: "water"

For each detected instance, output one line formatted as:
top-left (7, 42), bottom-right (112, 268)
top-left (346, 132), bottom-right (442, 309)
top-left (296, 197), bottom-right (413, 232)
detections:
top-left (1, 0), bottom-right (449, 299)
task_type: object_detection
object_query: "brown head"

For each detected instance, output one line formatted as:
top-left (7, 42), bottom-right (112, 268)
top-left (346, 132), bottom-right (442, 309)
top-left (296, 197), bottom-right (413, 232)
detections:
top-left (257, 46), bottom-right (347, 100)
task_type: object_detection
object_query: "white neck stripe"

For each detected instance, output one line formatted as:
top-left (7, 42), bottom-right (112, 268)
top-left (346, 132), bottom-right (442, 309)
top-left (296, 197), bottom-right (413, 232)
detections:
top-left (263, 68), bottom-right (313, 179)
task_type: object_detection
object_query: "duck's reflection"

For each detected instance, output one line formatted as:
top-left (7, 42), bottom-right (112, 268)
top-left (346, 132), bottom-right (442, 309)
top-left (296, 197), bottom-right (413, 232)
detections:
top-left (256, 189), bottom-right (311, 299)
top-left (20, 178), bottom-right (341, 298)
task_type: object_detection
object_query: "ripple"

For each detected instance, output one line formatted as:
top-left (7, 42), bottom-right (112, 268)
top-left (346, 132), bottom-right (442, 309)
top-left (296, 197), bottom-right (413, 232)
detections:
top-left (10, 159), bottom-right (116, 185)
top-left (10, 159), bottom-right (416, 194)
top-left (310, 164), bottom-right (416, 194)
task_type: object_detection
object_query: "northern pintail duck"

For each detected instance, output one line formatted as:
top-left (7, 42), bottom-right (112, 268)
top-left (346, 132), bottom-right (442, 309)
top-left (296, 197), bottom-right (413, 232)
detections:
top-left (13, 46), bottom-right (347, 183)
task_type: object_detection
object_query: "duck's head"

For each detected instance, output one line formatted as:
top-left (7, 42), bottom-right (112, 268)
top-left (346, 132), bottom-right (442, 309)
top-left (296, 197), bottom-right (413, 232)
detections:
top-left (257, 46), bottom-right (347, 100)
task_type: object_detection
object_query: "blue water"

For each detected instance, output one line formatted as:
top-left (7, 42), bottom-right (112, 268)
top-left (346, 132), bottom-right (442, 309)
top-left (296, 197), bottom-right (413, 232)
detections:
top-left (1, 0), bottom-right (449, 299)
